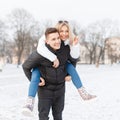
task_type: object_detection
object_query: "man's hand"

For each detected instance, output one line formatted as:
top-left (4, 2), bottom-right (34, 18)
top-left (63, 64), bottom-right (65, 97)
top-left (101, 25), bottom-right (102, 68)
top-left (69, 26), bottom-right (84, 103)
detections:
top-left (39, 77), bottom-right (45, 86)
top-left (65, 75), bottom-right (71, 82)
top-left (53, 58), bottom-right (59, 68)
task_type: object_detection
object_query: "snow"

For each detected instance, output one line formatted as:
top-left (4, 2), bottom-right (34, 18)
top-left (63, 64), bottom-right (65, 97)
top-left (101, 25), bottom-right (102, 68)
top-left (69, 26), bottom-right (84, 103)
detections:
top-left (0, 64), bottom-right (120, 120)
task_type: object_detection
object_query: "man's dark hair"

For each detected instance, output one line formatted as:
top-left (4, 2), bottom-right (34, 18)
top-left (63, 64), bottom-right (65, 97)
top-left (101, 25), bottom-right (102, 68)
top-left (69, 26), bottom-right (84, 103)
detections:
top-left (45, 27), bottom-right (59, 38)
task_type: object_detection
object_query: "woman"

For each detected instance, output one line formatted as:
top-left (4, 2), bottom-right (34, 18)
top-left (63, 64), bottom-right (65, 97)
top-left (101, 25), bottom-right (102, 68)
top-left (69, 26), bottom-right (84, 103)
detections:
top-left (22, 21), bottom-right (96, 116)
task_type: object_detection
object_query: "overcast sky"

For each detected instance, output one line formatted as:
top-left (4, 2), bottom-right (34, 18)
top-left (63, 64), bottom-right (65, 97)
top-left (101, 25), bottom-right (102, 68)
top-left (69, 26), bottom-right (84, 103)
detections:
top-left (0, 0), bottom-right (120, 26)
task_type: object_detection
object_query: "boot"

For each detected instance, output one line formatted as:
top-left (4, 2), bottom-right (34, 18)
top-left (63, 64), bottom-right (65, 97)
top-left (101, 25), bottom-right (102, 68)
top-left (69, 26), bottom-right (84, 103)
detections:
top-left (22, 97), bottom-right (35, 116)
top-left (78, 87), bottom-right (96, 100)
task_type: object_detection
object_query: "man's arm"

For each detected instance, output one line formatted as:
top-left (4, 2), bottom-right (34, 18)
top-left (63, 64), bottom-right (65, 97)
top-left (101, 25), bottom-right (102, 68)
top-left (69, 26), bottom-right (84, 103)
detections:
top-left (22, 51), bottom-right (43, 81)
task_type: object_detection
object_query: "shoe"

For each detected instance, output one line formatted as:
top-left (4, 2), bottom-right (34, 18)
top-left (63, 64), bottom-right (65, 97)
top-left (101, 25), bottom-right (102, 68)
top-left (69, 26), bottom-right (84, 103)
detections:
top-left (22, 97), bottom-right (35, 116)
top-left (78, 87), bottom-right (96, 100)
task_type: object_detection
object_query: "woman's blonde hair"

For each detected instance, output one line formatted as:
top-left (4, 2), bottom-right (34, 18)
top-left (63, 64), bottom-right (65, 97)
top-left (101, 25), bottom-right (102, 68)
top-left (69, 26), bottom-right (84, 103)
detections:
top-left (55, 21), bottom-right (75, 44)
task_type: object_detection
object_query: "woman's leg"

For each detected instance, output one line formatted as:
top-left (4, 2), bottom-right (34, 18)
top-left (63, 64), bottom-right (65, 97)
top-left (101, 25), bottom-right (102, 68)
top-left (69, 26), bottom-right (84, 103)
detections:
top-left (22, 68), bottom-right (41, 115)
top-left (28, 68), bottom-right (41, 97)
top-left (66, 62), bottom-right (96, 100)
top-left (66, 62), bottom-right (82, 89)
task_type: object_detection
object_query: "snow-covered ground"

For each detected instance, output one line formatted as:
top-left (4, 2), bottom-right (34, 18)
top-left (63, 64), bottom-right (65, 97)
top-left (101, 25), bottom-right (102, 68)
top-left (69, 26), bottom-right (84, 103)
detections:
top-left (0, 64), bottom-right (120, 120)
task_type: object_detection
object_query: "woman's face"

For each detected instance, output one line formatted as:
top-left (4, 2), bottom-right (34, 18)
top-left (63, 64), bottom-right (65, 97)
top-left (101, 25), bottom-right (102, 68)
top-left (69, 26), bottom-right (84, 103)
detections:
top-left (59, 25), bottom-right (69, 41)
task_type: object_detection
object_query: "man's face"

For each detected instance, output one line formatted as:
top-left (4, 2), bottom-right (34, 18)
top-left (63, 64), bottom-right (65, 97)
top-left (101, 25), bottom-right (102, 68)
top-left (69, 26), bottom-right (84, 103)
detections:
top-left (46, 32), bottom-right (61, 50)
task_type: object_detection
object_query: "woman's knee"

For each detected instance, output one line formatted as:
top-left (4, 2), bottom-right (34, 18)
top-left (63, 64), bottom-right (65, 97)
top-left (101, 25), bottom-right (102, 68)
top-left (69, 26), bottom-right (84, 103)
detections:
top-left (31, 68), bottom-right (41, 81)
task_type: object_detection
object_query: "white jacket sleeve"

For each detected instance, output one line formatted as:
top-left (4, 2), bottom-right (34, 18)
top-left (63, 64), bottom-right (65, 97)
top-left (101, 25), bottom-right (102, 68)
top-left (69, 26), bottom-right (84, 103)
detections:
top-left (37, 35), bottom-right (57, 62)
top-left (70, 43), bottom-right (80, 59)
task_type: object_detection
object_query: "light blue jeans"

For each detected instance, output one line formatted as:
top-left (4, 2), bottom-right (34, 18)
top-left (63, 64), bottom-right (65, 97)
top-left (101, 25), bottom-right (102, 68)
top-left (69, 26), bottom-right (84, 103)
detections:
top-left (28, 62), bottom-right (83, 97)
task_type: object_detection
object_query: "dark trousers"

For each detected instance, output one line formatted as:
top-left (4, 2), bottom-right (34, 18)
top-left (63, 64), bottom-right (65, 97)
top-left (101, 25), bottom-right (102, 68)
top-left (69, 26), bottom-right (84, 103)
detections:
top-left (38, 95), bottom-right (65, 120)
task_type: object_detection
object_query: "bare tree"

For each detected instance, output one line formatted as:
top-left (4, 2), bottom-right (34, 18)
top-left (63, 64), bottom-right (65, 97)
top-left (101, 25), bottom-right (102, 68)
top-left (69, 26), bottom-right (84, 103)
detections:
top-left (0, 20), bottom-right (8, 59)
top-left (95, 19), bottom-right (120, 64)
top-left (84, 24), bottom-right (102, 64)
top-left (70, 20), bottom-right (81, 35)
top-left (8, 8), bottom-right (42, 65)
top-left (83, 19), bottom-right (120, 65)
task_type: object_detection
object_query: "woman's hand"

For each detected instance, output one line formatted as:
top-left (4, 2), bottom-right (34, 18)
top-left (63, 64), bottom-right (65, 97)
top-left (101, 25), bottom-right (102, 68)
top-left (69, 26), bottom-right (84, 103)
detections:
top-left (72, 36), bottom-right (79, 46)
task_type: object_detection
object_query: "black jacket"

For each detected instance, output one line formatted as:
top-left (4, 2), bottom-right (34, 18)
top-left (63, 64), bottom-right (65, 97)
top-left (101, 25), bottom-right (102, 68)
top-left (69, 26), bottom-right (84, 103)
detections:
top-left (22, 42), bottom-right (77, 96)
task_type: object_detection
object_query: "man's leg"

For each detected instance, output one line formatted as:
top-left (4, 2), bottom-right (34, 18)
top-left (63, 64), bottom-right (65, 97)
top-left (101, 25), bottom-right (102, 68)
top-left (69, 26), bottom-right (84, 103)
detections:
top-left (38, 98), bottom-right (52, 120)
top-left (52, 95), bottom-right (65, 120)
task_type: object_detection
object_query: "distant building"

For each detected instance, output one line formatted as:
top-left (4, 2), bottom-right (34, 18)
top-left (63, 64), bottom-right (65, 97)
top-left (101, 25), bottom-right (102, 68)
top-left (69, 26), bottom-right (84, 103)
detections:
top-left (79, 42), bottom-right (90, 64)
top-left (104, 37), bottom-right (120, 64)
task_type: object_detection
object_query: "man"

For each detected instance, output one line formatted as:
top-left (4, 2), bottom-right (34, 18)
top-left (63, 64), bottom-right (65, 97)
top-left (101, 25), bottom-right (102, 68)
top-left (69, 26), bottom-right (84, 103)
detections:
top-left (22, 27), bottom-right (77, 120)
